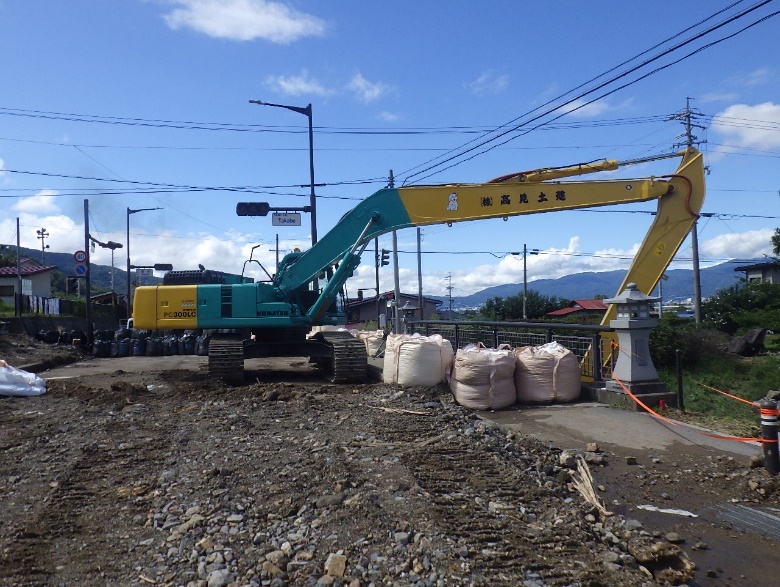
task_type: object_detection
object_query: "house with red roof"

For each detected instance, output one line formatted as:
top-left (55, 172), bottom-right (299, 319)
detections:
top-left (546, 299), bottom-right (608, 320)
top-left (0, 257), bottom-right (57, 308)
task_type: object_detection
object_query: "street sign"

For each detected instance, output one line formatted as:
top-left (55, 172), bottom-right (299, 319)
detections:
top-left (136, 268), bottom-right (154, 277)
top-left (74, 264), bottom-right (88, 276)
top-left (272, 212), bottom-right (302, 226)
top-left (73, 250), bottom-right (87, 263)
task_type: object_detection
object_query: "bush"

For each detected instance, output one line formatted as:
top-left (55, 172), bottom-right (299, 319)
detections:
top-left (649, 316), bottom-right (728, 369)
top-left (703, 282), bottom-right (780, 335)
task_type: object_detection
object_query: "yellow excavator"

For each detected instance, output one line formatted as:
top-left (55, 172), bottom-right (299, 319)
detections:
top-left (132, 147), bottom-right (705, 383)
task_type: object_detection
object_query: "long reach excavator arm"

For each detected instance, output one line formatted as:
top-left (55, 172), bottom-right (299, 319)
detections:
top-left (132, 147), bottom-right (704, 383)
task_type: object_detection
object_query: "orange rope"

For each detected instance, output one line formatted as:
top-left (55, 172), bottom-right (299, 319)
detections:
top-left (696, 382), bottom-right (758, 407)
top-left (612, 375), bottom-right (773, 444)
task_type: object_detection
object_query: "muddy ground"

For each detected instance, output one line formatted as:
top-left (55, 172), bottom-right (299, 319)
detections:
top-left (1, 333), bottom-right (780, 587)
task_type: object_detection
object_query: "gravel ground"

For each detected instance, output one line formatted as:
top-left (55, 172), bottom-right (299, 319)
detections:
top-left (1, 333), bottom-right (779, 587)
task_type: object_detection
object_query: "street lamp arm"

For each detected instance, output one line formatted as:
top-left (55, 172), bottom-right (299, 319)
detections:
top-left (129, 207), bottom-right (163, 215)
top-left (249, 99), bottom-right (311, 116)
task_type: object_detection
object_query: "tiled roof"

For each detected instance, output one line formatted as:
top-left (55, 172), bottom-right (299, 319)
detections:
top-left (0, 264), bottom-right (57, 277)
top-left (547, 299), bottom-right (607, 316)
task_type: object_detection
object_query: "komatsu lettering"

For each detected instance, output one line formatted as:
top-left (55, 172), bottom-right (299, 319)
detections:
top-left (258, 310), bottom-right (289, 317)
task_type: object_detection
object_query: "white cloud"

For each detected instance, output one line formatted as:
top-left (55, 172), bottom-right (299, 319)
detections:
top-left (699, 91), bottom-right (739, 104)
top-left (728, 68), bottom-right (772, 87)
top-left (265, 70), bottom-right (335, 97)
top-left (162, 0), bottom-right (326, 43)
top-left (346, 73), bottom-right (390, 103)
top-left (467, 70), bottom-right (509, 95)
top-left (558, 98), bottom-right (610, 118)
top-left (378, 111), bottom-right (401, 123)
top-left (13, 190), bottom-right (60, 214)
top-left (711, 102), bottom-right (780, 149)
top-left (700, 229), bottom-right (773, 259)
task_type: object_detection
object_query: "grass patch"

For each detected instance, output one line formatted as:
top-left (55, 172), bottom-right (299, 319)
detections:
top-left (657, 352), bottom-right (780, 437)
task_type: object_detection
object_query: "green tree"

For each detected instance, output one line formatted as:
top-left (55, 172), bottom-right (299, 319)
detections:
top-left (478, 290), bottom-right (570, 321)
top-left (772, 228), bottom-right (780, 256)
top-left (0, 252), bottom-right (15, 267)
top-left (703, 281), bottom-right (780, 335)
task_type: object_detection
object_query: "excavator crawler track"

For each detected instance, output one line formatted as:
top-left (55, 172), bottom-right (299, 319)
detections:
top-left (318, 332), bottom-right (368, 383)
top-left (208, 335), bottom-right (244, 385)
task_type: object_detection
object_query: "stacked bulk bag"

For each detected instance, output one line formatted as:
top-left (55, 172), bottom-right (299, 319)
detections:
top-left (449, 343), bottom-right (516, 410)
top-left (514, 341), bottom-right (581, 403)
top-left (382, 333), bottom-right (454, 387)
top-left (361, 330), bottom-right (386, 358)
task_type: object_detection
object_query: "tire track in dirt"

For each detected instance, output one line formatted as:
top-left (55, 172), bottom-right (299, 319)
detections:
top-left (0, 387), bottom-right (177, 586)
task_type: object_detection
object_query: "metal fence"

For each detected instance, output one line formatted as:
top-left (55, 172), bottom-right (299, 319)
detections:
top-left (408, 319), bottom-right (614, 381)
top-left (14, 294), bottom-right (118, 321)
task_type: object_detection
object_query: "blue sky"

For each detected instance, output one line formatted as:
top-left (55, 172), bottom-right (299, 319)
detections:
top-left (1, 0), bottom-right (778, 297)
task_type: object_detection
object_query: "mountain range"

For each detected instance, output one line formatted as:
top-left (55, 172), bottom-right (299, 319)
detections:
top-left (2, 244), bottom-right (762, 310)
top-left (435, 259), bottom-right (760, 310)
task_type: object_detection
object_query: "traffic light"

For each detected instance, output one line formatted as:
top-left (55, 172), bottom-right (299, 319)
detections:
top-left (236, 202), bottom-right (270, 216)
top-left (380, 249), bottom-right (390, 266)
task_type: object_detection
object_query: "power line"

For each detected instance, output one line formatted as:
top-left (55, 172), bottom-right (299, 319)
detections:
top-left (398, 1), bottom-right (778, 183)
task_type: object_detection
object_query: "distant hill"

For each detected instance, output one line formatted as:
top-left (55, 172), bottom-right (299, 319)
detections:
top-left (1, 244), bottom-right (134, 293)
top-left (437, 259), bottom-right (758, 310)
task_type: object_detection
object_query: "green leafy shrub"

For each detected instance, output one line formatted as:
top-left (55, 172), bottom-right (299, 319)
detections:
top-left (649, 316), bottom-right (727, 369)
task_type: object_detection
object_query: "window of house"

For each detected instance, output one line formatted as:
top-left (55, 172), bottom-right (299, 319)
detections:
top-left (0, 285), bottom-right (15, 296)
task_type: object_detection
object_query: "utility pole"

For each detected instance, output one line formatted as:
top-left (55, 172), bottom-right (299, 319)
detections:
top-left (388, 170), bottom-right (401, 333)
top-left (523, 243), bottom-right (528, 320)
top-left (84, 200), bottom-right (92, 345)
top-left (16, 218), bottom-right (22, 316)
top-left (673, 97), bottom-right (706, 325)
top-left (446, 273), bottom-right (454, 319)
top-left (417, 228), bottom-right (424, 320)
top-left (36, 228), bottom-right (50, 264)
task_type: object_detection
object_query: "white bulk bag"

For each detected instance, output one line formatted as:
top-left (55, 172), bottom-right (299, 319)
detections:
top-left (362, 330), bottom-right (386, 357)
top-left (0, 360), bottom-right (47, 397)
top-left (449, 343), bottom-right (516, 410)
top-left (382, 334), bottom-right (454, 387)
top-left (514, 342), bottom-right (581, 403)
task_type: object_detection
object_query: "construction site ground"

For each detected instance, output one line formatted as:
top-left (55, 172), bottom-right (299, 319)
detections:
top-left (1, 333), bottom-right (780, 587)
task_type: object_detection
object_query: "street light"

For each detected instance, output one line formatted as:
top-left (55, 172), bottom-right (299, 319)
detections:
top-left (126, 207), bottom-right (162, 319)
top-left (36, 228), bottom-right (50, 264)
top-left (248, 99), bottom-right (317, 245)
top-left (98, 240), bottom-right (123, 294)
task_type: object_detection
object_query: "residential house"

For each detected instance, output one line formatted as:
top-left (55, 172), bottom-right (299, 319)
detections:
top-left (0, 257), bottom-right (57, 308)
top-left (346, 291), bottom-right (441, 327)
top-left (546, 299), bottom-right (608, 320)
top-left (733, 260), bottom-right (780, 284)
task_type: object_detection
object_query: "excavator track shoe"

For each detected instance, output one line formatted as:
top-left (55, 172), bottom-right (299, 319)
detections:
top-left (318, 332), bottom-right (368, 383)
top-left (208, 336), bottom-right (244, 385)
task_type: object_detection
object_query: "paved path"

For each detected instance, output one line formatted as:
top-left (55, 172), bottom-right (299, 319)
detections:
top-left (482, 402), bottom-right (760, 458)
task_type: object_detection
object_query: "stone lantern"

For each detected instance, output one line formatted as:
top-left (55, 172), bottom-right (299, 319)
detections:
top-left (601, 282), bottom-right (675, 409)
top-left (400, 301), bottom-right (419, 334)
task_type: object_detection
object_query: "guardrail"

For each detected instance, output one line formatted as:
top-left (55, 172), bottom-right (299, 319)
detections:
top-left (407, 319), bottom-right (613, 382)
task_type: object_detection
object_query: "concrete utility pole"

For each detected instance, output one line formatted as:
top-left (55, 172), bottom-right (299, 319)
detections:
top-left (674, 97), bottom-right (706, 325)
top-left (36, 228), bottom-right (50, 264)
top-left (417, 228), bottom-right (423, 320)
top-left (16, 218), bottom-right (22, 316)
top-left (446, 273), bottom-right (454, 319)
top-left (388, 170), bottom-right (402, 333)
